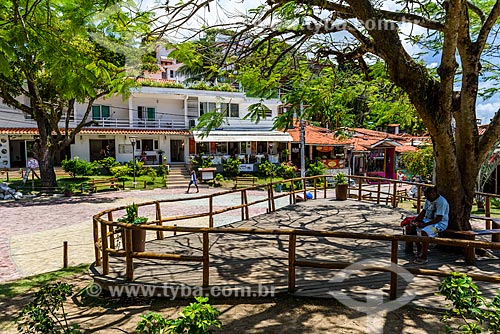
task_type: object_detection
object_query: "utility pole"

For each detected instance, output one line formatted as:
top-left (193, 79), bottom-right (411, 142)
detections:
top-left (300, 102), bottom-right (306, 178)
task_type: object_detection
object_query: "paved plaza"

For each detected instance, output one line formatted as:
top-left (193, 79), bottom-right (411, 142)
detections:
top-left (1, 187), bottom-right (283, 282)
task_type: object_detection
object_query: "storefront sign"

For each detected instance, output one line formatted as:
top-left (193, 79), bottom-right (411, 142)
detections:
top-left (238, 164), bottom-right (254, 172)
top-left (320, 159), bottom-right (341, 169)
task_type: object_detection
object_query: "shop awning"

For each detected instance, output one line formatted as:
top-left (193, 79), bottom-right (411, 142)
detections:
top-left (193, 130), bottom-right (293, 143)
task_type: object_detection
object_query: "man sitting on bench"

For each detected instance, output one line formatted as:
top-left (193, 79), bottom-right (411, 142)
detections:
top-left (408, 187), bottom-right (449, 264)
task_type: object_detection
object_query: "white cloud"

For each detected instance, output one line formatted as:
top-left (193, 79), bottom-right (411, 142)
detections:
top-left (477, 100), bottom-right (500, 124)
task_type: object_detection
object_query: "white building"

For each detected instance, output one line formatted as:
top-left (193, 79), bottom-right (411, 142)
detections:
top-left (0, 85), bottom-right (292, 169)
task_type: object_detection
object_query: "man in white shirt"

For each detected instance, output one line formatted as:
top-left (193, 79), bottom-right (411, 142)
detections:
top-left (413, 187), bottom-right (449, 264)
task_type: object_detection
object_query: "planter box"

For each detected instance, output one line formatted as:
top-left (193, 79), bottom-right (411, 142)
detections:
top-left (335, 184), bottom-right (348, 201)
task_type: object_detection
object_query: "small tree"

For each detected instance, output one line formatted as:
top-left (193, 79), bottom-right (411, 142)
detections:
top-left (16, 282), bottom-right (80, 334)
top-left (399, 146), bottom-right (434, 179)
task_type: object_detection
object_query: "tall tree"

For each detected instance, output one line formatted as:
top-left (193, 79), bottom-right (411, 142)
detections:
top-left (158, 0), bottom-right (500, 231)
top-left (0, 0), bottom-right (147, 187)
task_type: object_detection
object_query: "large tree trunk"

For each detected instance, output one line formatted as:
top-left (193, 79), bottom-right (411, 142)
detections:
top-left (33, 118), bottom-right (58, 188)
top-left (37, 145), bottom-right (57, 188)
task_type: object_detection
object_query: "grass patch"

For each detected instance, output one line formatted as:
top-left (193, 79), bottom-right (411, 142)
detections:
top-left (0, 264), bottom-right (89, 298)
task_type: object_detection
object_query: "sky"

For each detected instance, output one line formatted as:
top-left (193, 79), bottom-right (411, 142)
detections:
top-left (139, 0), bottom-right (499, 125)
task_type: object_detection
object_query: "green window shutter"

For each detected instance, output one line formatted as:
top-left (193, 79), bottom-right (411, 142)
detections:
top-left (92, 106), bottom-right (101, 119)
top-left (147, 107), bottom-right (155, 120)
top-left (102, 106), bottom-right (110, 118)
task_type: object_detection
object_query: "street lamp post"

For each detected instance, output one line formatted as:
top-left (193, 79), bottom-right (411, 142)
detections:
top-left (269, 143), bottom-right (274, 188)
top-left (129, 136), bottom-right (137, 188)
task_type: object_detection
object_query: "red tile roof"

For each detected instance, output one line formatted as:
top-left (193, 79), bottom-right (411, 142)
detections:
top-left (284, 123), bottom-right (421, 153)
top-left (0, 128), bottom-right (190, 135)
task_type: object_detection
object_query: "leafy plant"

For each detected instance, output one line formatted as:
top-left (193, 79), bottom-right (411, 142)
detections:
top-left (306, 159), bottom-right (327, 177)
top-left (223, 157), bottom-right (241, 177)
top-left (334, 172), bottom-right (348, 185)
top-left (258, 160), bottom-right (275, 180)
top-left (97, 157), bottom-right (120, 174)
top-left (399, 146), bottom-right (434, 180)
top-left (490, 197), bottom-right (500, 209)
top-left (191, 154), bottom-right (214, 168)
top-left (135, 312), bottom-right (170, 334)
top-left (213, 173), bottom-right (224, 187)
top-left (16, 282), bottom-right (81, 334)
top-left (110, 165), bottom-right (132, 179)
top-left (275, 161), bottom-right (297, 180)
top-left (438, 272), bottom-right (500, 333)
top-left (135, 297), bottom-right (221, 334)
top-left (118, 203), bottom-right (148, 225)
top-left (61, 158), bottom-right (99, 178)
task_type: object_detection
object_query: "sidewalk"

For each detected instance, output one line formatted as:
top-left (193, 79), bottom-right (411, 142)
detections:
top-left (1, 187), bottom-right (269, 282)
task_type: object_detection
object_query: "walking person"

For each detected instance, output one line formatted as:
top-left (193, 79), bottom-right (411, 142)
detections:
top-left (186, 168), bottom-right (199, 193)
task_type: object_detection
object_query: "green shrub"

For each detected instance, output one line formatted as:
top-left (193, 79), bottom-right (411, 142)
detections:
top-left (16, 282), bottom-right (81, 334)
top-left (110, 165), bottom-right (132, 179)
top-left (135, 297), bottom-right (221, 334)
top-left (223, 157), bottom-right (241, 177)
top-left (97, 157), bottom-right (120, 174)
top-left (258, 160), bottom-right (274, 180)
top-left (213, 173), bottom-right (224, 187)
top-left (276, 162), bottom-right (297, 180)
top-left (438, 272), bottom-right (500, 333)
top-left (61, 157), bottom-right (99, 177)
top-left (146, 167), bottom-right (157, 183)
top-left (306, 159), bottom-right (327, 177)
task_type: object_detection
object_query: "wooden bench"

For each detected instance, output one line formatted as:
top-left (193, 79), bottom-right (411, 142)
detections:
top-left (88, 178), bottom-right (122, 192)
top-left (234, 176), bottom-right (258, 188)
top-left (440, 228), bottom-right (500, 264)
top-left (144, 155), bottom-right (158, 165)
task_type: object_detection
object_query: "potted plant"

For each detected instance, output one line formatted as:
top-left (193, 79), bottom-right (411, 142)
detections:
top-left (118, 203), bottom-right (148, 252)
top-left (334, 172), bottom-right (349, 200)
top-left (60, 183), bottom-right (76, 197)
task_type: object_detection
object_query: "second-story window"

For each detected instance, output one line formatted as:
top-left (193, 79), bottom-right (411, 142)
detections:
top-left (200, 102), bottom-right (216, 116)
top-left (92, 105), bottom-right (110, 120)
top-left (221, 103), bottom-right (239, 118)
top-left (138, 106), bottom-right (155, 120)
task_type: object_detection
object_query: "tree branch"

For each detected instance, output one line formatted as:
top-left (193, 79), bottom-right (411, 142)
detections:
top-left (475, 0), bottom-right (500, 55)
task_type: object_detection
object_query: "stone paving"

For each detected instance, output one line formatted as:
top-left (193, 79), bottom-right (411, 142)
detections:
top-left (0, 187), bottom-right (295, 282)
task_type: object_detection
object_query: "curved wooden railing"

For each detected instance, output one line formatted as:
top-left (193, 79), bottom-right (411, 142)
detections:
top-left (92, 174), bottom-right (500, 300)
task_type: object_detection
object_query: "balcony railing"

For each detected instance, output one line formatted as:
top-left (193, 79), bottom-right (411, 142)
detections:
top-left (69, 118), bottom-right (187, 129)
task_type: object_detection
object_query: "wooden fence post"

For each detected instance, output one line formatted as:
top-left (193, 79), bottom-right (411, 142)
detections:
top-left (202, 232), bottom-right (209, 287)
top-left (209, 196), bottom-right (214, 227)
top-left (416, 186), bottom-right (422, 212)
top-left (358, 177), bottom-right (362, 201)
top-left (244, 189), bottom-right (250, 219)
top-left (288, 234), bottom-right (296, 292)
top-left (372, 181), bottom-right (378, 204)
top-left (108, 212), bottom-right (115, 249)
top-left (242, 189), bottom-right (247, 219)
top-left (63, 241), bottom-right (68, 269)
top-left (125, 226), bottom-right (134, 281)
top-left (155, 201), bottom-right (164, 240)
top-left (323, 175), bottom-right (327, 199)
top-left (392, 181), bottom-right (397, 208)
top-left (93, 217), bottom-right (101, 266)
top-left (390, 240), bottom-right (398, 300)
top-left (313, 178), bottom-right (317, 199)
top-left (101, 222), bottom-right (109, 275)
top-left (303, 179), bottom-right (307, 201)
top-left (485, 196), bottom-right (491, 229)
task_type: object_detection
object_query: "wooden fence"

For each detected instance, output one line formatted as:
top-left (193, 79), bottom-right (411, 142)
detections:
top-left (93, 174), bottom-right (500, 300)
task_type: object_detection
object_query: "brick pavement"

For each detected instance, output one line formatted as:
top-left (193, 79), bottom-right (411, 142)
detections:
top-left (0, 187), bottom-right (290, 282)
